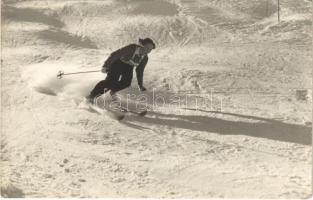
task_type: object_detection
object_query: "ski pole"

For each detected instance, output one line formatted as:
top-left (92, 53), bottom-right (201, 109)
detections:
top-left (57, 70), bottom-right (100, 79)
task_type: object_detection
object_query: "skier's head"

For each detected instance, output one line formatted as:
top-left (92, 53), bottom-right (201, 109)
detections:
top-left (139, 38), bottom-right (156, 55)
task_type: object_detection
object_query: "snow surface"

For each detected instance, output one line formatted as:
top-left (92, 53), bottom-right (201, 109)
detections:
top-left (1, 0), bottom-right (312, 198)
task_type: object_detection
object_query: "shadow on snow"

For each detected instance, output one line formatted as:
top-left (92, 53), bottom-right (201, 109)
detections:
top-left (127, 109), bottom-right (312, 146)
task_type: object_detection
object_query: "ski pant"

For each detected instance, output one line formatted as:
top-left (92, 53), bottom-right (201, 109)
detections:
top-left (89, 59), bottom-right (134, 98)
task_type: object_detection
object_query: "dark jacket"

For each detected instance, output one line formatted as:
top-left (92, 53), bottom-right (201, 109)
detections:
top-left (103, 44), bottom-right (148, 87)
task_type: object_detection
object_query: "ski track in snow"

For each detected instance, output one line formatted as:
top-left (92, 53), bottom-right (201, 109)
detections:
top-left (1, 0), bottom-right (312, 198)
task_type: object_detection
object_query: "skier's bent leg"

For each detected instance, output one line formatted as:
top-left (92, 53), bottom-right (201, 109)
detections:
top-left (89, 80), bottom-right (110, 98)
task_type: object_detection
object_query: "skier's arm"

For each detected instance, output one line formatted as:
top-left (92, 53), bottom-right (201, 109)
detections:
top-left (136, 56), bottom-right (148, 90)
top-left (103, 44), bottom-right (136, 70)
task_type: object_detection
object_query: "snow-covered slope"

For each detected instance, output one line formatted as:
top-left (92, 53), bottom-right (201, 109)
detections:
top-left (1, 0), bottom-right (312, 198)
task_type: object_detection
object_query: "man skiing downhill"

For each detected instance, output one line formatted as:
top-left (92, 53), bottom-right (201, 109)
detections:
top-left (86, 38), bottom-right (156, 103)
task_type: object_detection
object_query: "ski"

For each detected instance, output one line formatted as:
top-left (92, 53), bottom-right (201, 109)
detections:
top-left (81, 99), bottom-right (125, 121)
top-left (103, 106), bottom-right (125, 121)
top-left (93, 104), bottom-right (125, 121)
top-left (121, 107), bottom-right (147, 116)
top-left (80, 97), bottom-right (147, 120)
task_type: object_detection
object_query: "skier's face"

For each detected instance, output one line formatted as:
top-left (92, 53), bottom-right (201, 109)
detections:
top-left (142, 43), bottom-right (154, 55)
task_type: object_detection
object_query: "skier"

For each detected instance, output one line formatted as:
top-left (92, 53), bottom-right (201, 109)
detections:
top-left (86, 38), bottom-right (156, 104)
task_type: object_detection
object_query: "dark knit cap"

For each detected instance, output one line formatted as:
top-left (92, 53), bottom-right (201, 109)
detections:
top-left (139, 38), bottom-right (156, 49)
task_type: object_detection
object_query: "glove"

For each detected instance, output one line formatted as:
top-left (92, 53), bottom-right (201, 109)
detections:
top-left (138, 85), bottom-right (147, 91)
top-left (102, 63), bottom-right (111, 73)
top-left (101, 67), bottom-right (107, 73)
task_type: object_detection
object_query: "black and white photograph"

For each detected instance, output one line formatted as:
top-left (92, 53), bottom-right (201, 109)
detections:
top-left (1, 0), bottom-right (312, 198)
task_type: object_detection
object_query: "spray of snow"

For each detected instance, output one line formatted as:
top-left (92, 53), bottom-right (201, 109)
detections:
top-left (22, 61), bottom-right (104, 100)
